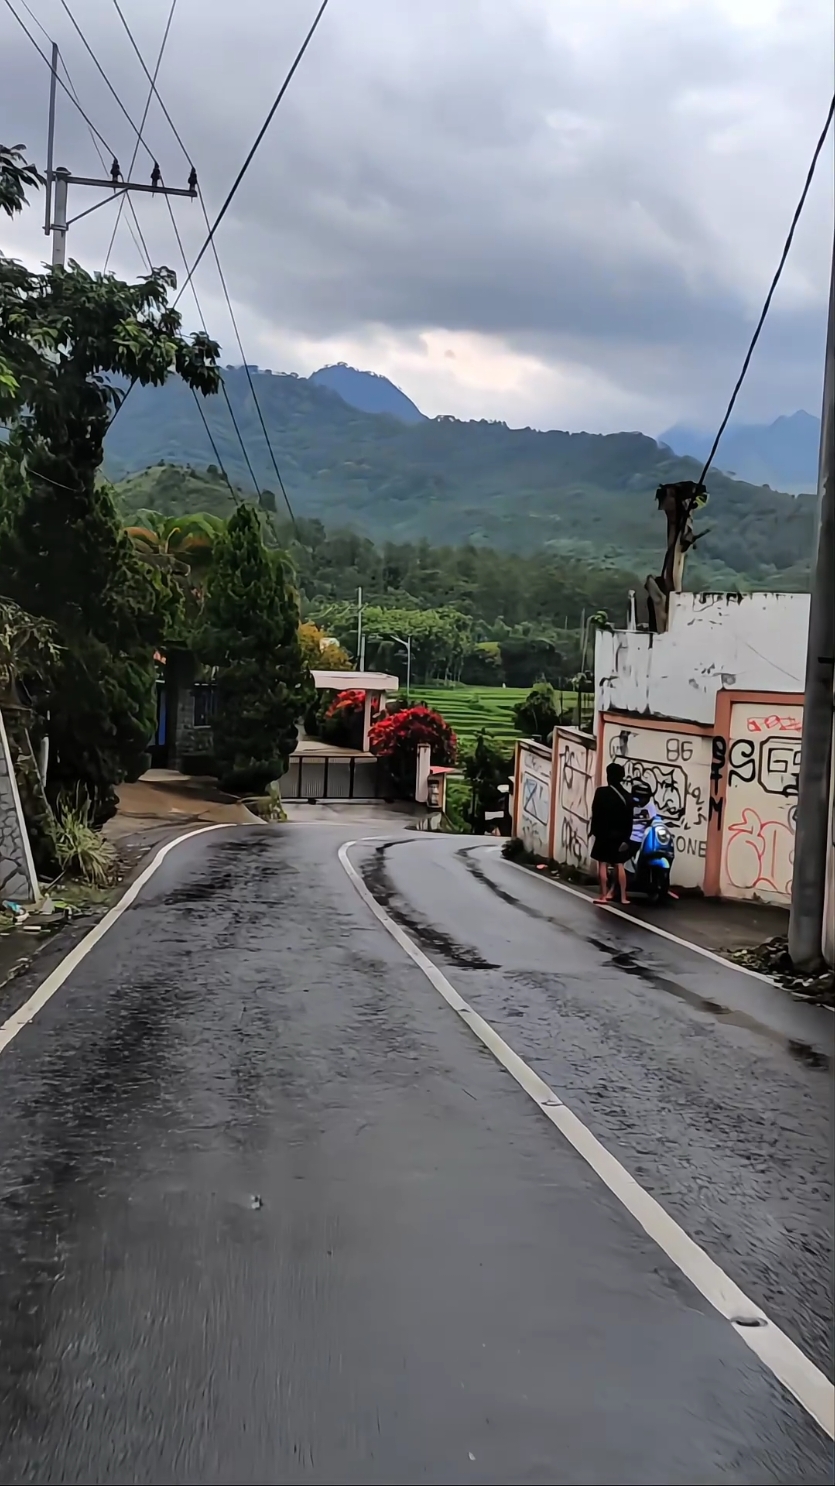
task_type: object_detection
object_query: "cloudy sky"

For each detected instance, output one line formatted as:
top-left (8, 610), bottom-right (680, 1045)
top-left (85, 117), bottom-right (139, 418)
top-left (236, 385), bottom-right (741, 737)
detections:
top-left (2, 0), bottom-right (833, 435)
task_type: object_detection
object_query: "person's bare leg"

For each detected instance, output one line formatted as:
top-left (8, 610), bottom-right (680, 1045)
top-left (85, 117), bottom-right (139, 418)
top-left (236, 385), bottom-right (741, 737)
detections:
top-left (617, 863), bottom-right (630, 904)
top-left (594, 863), bottom-right (611, 904)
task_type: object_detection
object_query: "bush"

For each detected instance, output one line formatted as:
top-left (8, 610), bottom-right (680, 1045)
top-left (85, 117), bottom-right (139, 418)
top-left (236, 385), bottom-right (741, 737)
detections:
top-left (369, 704), bottom-right (457, 795)
top-left (198, 504), bottom-right (309, 793)
top-left (54, 793), bottom-right (118, 886)
top-left (502, 836), bottom-right (527, 861)
top-left (461, 732), bottom-right (514, 832)
top-left (320, 688), bottom-right (377, 749)
top-left (513, 680), bottom-right (560, 743)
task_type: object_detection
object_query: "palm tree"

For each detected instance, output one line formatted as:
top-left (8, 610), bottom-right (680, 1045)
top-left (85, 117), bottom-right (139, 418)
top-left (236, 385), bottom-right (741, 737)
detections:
top-left (125, 511), bottom-right (226, 596)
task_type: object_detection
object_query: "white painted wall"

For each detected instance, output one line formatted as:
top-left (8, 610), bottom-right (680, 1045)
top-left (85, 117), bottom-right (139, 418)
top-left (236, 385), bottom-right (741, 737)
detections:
top-left (602, 718), bottom-right (711, 891)
top-left (516, 741), bottom-right (552, 858)
top-left (595, 592), bottom-right (809, 725)
top-left (553, 728), bottom-right (595, 876)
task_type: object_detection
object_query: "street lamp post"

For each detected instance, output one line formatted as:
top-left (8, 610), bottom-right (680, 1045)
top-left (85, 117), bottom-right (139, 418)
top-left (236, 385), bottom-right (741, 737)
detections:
top-left (366, 632), bottom-right (412, 697)
top-left (387, 632), bottom-right (412, 699)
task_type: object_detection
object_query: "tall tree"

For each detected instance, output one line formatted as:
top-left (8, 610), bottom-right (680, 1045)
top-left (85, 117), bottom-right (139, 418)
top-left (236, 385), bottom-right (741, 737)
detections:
top-left (198, 504), bottom-right (310, 793)
top-left (0, 143), bottom-right (220, 820)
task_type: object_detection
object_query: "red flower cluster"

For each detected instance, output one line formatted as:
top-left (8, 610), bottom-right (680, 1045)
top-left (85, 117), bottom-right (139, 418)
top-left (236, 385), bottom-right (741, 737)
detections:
top-left (368, 705), bottom-right (457, 766)
top-left (325, 688), bottom-right (369, 719)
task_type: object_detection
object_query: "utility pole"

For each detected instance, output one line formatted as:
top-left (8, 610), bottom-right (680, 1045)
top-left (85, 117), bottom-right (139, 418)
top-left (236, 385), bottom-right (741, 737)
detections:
top-left (43, 42), bottom-right (58, 238)
top-left (43, 50), bottom-right (196, 270)
top-left (47, 168), bottom-right (196, 269)
top-left (356, 587), bottom-right (363, 669)
top-left (789, 225), bottom-right (835, 973)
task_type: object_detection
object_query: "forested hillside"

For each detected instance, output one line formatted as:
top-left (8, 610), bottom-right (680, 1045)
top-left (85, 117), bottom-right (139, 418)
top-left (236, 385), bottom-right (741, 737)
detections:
top-left (105, 369), bottom-right (815, 590)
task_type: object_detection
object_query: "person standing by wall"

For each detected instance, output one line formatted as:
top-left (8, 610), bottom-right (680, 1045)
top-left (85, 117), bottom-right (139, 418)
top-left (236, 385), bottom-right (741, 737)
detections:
top-left (590, 761), bottom-right (634, 905)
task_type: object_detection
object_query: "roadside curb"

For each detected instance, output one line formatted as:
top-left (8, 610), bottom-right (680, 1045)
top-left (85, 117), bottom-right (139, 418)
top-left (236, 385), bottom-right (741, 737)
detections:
top-left (500, 854), bottom-right (791, 993)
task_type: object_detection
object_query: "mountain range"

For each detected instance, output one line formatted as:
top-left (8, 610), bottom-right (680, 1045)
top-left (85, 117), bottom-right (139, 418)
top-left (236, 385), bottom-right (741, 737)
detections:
top-left (659, 410), bottom-right (819, 493)
top-left (105, 366), bottom-right (816, 590)
top-left (309, 364), bottom-right (426, 423)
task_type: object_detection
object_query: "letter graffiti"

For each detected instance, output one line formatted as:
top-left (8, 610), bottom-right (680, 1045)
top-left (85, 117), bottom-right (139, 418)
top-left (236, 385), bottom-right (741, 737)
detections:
top-left (709, 734), bottom-right (726, 825)
top-left (723, 807), bottom-right (795, 898)
top-left (522, 773), bottom-right (549, 827)
top-left (728, 738), bottom-right (756, 786)
top-left (558, 740), bottom-right (593, 868)
top-left (746, 714), bottom-right (802, 734)
top-left (758, 738), bottom-right (801, 797)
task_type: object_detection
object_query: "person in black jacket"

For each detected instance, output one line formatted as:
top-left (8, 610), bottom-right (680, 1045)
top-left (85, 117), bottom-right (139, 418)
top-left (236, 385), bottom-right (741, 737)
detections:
top-left (589, 761), bottom-right (633, 905)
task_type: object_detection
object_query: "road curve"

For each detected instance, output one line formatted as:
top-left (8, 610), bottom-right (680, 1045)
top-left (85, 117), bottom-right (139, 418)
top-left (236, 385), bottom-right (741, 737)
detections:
top-left (0, 823), bottom-right (831, 1486)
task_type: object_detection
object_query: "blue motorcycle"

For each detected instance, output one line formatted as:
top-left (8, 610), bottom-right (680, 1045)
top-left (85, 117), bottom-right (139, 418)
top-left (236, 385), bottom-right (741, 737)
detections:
top-left (624, 817), bottom-right (676, 903)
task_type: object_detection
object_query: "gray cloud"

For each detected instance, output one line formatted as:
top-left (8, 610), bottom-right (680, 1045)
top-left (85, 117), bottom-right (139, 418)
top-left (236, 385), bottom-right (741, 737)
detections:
top-left (1, 0), bottom-right (832, 433)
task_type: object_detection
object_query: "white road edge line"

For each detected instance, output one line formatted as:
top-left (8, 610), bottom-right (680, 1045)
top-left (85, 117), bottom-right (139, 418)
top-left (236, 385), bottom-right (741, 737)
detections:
top-left (498, 853), bottom-right (787, 988)
top-left (339, 838), bottom-right (835, 1442)
top-left (0, 824), bottom-right (234, 1057)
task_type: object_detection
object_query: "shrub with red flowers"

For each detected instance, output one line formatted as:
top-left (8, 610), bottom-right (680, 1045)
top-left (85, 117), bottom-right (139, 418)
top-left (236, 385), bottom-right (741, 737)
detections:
top-left (320, 689), bottom-right (378, 748)
top-left (368, 704), bottom-right (457, 795)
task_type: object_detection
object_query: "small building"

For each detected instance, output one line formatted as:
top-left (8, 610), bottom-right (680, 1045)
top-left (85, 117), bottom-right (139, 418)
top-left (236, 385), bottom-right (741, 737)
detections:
top-left (310, 671), bottom-right (399, 752)
top-left (513, 590), bottom-right (833, 965)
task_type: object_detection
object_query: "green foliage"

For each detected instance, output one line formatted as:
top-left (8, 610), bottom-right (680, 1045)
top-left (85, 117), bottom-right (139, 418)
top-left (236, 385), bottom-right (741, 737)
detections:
top-left (0, 143), bottom-right (43, 220)
top-left (54, 792), bottom-right (118, 886)
top-left (0, 597), bottom-right (60, 695)
top-left (461, 641), bottom-right (503, 685)
top-left (198, 503), bottom-right (309, 792)
top-left (513, 681), bottom-right (560, 743)
top-left (369, 704), bottom-right (457, 795)
top-left (104, 368), bottom-right (815, 588)
top-left (0, 469), bottom-right (180, 821)
top-left (320, 689), bottom-right (373, 749)
top-left (461, 732), bottom-right (514, 833)
top-left (0, 142), bottom-right (222, 820)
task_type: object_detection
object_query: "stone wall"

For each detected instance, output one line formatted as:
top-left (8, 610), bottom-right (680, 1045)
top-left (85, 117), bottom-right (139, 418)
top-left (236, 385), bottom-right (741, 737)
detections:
top-left (0, 710), bottom-right (39, 902)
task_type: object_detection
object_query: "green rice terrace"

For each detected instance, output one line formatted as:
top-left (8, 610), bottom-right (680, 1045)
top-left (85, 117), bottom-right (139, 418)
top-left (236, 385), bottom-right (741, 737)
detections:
top-left (400, 684), bottom-right (590, 753)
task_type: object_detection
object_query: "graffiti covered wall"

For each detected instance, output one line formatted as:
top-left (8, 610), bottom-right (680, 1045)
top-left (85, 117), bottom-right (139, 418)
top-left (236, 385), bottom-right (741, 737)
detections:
top-left (516, 741), bottom-right (552, 858)
top-left (601, 717), bottom-right (711, 890)
top-left (717, 701), bottom-right (802, 906)
top-left (553, 728), bottom-right (596, 876)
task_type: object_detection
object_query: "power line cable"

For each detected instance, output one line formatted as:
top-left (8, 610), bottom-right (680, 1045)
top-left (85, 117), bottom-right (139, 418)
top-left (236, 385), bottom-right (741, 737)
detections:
top-left (12, 1), bottom-right (152, 273)
top-left (697, 93), bottom-right (835, 492)
top-left (57, 0), bottom-right (274, 503)
top-left (198, 191), bottom-right (297, 525)
top-left (104, 0), bottom-right (178, 272)
top-left (59, 58), bottom-right (154, 270)
top-left (188, 384), bottom-right (242, 507)
top-left (58, 0), bottom-right (158, 167)
top-left (3, 0), bottom-right (116, 157)
top-left (110, 0), bottom-right (193, 167)
top-left (109, 0), bottom-right (299, 523)
top-left (172, 0), bottom-right (331, 308)
top-left (161, 192), bottom-right (262, 497)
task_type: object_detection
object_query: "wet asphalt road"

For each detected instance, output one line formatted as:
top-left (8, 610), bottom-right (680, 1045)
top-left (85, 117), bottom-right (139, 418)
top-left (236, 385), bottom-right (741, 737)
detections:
top-left (0, 824), bottom-right (832, 1485)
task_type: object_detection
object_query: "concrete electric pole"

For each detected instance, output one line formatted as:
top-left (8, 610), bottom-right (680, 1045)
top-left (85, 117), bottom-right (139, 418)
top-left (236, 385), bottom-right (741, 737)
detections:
top-left (43, 44), bottom-right (195, 270)
top-left (788, 225), bottom-right (835, 973)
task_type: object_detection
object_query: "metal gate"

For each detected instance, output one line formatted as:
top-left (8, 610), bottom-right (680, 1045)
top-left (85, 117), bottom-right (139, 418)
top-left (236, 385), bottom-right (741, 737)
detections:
top-left (277, 753), bottom-right (387, 801)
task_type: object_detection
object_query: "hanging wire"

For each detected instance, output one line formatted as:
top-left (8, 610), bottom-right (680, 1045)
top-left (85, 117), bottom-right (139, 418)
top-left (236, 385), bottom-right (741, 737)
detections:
top-left (104, 0), bottom-right (179, 272)
top-left (58, 0), bottom-right (158, 166)
top-left (696, 93), bottom-right (835, 492)
top-left (172, 0), bottom-right (332, 308)
top-left (3, 0), bottom-right (116, 156)
top-left (109, 0), bottom-right (302, 524)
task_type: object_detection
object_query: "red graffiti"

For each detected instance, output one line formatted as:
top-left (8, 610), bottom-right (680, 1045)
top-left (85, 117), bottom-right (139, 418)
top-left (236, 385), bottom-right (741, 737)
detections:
top-left (746, 714), bottom-right (802, 735)
top-left (724, 808), bottom-right (794, 896)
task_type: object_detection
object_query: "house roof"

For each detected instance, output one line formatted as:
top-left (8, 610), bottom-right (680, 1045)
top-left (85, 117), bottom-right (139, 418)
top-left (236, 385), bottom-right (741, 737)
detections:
top-left (311, 670), bottom-right (399, 692)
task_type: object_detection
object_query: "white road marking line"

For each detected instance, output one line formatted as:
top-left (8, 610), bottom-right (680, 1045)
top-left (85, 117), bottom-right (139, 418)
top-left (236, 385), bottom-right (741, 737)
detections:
top-left (0, 824), bottom-right (234, 1056)
top-left (339, 839), bottom-right (835, 1441)
top-left (497, 853), bottom-right (789, 989)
